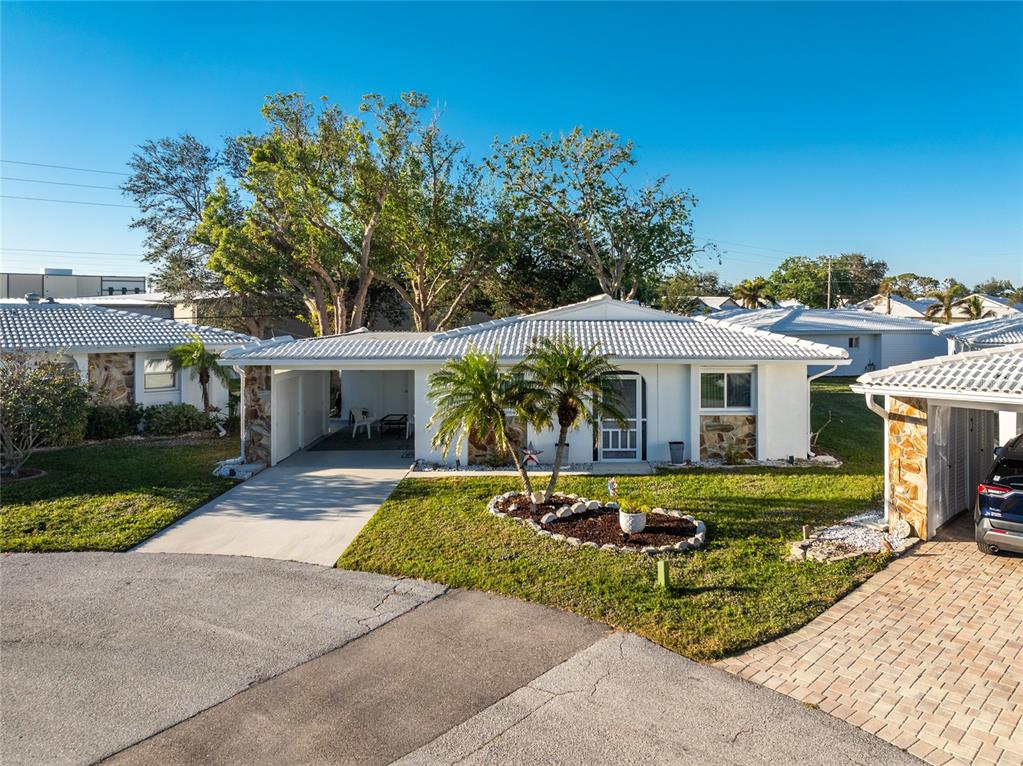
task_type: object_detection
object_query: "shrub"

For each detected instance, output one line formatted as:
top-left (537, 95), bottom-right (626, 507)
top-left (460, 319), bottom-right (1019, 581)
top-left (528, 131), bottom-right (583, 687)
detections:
top-left (85, 403), bottom-right (144, 440)
top-left (143, 403), bottom-right (212, 436)
top-left (0, 351), bottom-right (89, 477)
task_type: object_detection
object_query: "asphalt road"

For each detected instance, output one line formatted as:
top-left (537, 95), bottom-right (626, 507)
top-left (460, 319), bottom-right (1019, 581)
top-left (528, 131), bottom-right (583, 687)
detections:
top-left (2, 552), bottom-right (921, 765)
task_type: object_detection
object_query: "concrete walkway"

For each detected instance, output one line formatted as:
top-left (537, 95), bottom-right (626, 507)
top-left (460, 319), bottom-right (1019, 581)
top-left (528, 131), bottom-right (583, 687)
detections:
top-left (134, 450), bottom-right (410, 566)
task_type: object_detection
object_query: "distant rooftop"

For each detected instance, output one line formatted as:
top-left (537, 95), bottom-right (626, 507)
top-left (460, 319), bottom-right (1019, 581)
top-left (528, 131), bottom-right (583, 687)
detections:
top-left (710, 307), bottom-right (936, 334)
top-left (934, 314), bottom-right (1023, 348)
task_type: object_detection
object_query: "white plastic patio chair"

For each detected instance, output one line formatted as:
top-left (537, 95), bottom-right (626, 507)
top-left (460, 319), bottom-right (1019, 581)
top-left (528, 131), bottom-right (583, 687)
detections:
top-left (351, 409), bottom-right (374, 439)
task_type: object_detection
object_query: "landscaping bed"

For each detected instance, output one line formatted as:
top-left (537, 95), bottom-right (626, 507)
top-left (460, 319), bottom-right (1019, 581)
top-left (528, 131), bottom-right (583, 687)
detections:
top-left (492, 492), bottom-right (702, 552)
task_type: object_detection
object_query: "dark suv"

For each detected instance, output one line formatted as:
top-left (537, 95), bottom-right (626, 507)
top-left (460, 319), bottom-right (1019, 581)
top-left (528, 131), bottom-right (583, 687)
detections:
top-left (975, 434), bottom-right (1023, 555)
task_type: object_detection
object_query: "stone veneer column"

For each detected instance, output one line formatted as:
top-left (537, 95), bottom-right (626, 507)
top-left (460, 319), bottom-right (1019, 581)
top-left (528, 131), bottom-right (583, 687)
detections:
top-left (699, 415), bottom-right (757, 460)
top-left (243, 365), bottom-right (272, 465)
top-left (887, 396), bottom-right (928, 538)
top-left (88, 352), bottom-right (135, 404)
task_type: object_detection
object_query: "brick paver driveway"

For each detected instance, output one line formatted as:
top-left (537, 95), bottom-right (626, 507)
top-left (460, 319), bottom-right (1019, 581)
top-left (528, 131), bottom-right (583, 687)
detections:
top-left (717, 516), bottom-right (1023, 766)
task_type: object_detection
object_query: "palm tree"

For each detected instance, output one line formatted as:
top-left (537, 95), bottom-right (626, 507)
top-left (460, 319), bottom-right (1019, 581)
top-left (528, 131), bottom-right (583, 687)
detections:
top-left (923, 283), bottom-right (966, 323)
top-left (732, 277), bottom-right (771, 309)
top-left (959, 295), bottom-right (996, 321)
top-left (168, 334), bottom-right (231, 413)
top-left (518, 337), bottom-right (628, 501)
top-left (878, 277), bottom-right (895, 314)
top-left (427, 346), bottom-right (537, 496)
top-left (1006, 286), bottom-right (1023, 309)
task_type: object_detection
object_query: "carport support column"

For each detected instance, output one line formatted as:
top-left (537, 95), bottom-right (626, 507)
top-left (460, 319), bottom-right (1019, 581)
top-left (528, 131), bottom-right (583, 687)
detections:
top-left (242, 365), bottom-right (272, 466)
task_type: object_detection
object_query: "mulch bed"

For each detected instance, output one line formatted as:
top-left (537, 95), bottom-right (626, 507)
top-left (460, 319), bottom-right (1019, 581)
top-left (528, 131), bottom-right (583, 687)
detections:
top-left (493, 493), bottom-right (697, 548)
top-left (3, 468), bottom-right (47, 483)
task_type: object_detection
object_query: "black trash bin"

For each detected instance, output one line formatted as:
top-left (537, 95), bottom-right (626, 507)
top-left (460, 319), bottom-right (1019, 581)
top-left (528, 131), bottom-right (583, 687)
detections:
top-left (668, 441), bottom-right (685, 464)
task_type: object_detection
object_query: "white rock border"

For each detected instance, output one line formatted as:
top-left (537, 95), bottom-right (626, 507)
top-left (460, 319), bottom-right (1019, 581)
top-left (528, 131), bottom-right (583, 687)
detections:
top-left (486, 492), bottom-right (706, 556)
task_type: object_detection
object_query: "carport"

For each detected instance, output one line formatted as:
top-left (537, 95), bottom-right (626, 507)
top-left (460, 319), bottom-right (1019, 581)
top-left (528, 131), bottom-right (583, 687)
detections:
top-left (852, 344), bottom-right (1023, 539)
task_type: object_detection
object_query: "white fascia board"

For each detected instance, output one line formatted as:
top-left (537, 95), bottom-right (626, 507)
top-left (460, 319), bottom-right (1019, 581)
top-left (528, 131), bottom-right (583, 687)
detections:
top-left (221, 355), bottom-right (851, 369)
top-left (849, 384), bottom-right (1023, 409)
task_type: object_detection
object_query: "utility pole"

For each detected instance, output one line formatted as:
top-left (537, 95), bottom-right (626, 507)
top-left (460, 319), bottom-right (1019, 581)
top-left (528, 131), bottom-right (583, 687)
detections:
top-left (826, 257), bottom-right (832, 309)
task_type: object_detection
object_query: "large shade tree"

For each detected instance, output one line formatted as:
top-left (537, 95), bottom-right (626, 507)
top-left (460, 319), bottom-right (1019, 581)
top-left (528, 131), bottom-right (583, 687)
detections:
top-left (489, 128), bottom-right (701, 300)
top-left (518, 338), bottom-right (627, 501)
top-left (765, 253), bottom-right (887, 307)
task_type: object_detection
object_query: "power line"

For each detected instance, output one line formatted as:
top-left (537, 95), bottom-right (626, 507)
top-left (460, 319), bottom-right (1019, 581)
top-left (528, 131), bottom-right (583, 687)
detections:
top-left (0, 159), bottom-right (129, 176)
top-left (0, 195), bottom-right (135, 209)
top-left (1, 176), bottom-right (122, 191)
top-left (1, 247), bottom-right (145, 257)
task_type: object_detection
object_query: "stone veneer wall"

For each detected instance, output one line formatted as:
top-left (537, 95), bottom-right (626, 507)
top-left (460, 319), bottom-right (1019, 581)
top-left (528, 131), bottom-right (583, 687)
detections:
top-left (243, 365), bottom-right (272, 465)
top-left (88, 352), bottom-right (135, 405)
top-left (700, 415), bottom-right (756, 460)
top-left (887, 396), bottom-right (928, 538)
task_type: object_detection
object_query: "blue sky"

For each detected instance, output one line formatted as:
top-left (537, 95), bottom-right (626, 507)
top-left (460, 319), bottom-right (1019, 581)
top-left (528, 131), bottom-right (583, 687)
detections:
top-left (2, 1), bottom-right (1021, 287)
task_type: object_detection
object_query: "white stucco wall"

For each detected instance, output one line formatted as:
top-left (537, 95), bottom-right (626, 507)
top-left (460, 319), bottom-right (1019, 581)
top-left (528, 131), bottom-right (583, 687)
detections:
top-left (270, 369), bottom-right (330, 465)
top-left (756, 362), bottom-right (812, 460)
top-left (804, 333), bottom-right (879, 377)
top-left (879, 332), bottom-right (947, 369)
top-left (340, 370), bottom-right (414, 421)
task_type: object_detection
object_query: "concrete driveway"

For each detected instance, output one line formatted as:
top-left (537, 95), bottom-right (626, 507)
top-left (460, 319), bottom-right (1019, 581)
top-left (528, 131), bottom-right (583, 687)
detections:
top-left (3, 553), bottom-right (917, 766)
top-left (134, 449), bottom-right (410, 565)
top-left (717, 517), bottom-right (1023, 766)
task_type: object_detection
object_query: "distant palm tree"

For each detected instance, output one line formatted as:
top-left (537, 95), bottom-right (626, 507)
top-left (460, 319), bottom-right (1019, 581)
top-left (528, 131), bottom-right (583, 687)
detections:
top-left (878, 277), bottom-right (895, 314)
top-left (427, 347), bottom-right (536, 496)
top-left (1007, 286), bottom-right (1023, 310)
top-left (923, 283), bottom-right (966, 323)
top-left (518, 337), bottom-right (628, 501)
top-left (168, 334), bottom-right (231, 412)
top-left (732, 277), bottom-right (772, 309)
top-left (959, 295), bottom-right (996, 321)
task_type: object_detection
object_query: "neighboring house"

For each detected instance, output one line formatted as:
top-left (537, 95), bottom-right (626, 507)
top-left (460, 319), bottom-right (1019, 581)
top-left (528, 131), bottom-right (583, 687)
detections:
top-left (933, 314), bottom-right (1023, 353)
top-left (694, 296), bottom-right (740, 312)
top-left (0, 268), bottom-right (148, 299)
top-left (853, 293), bottom-right (939, 319)
top-left (710, 307), bottom-right (948, 377)
top-left (60, 292), bottom-right (175, 319)
top-left (220, 294), bottom-right (850, 468)
top-left (0, 298), bottom-right (254, 410)
top-left (851, 345), bottom-right (1023, 539)
top-left (949, 293), bottom-right (1023, 322)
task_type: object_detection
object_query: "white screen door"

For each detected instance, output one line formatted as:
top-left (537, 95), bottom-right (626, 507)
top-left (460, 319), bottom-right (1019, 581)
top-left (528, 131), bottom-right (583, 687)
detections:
top-left (600, 375), bottom-right (641, 460)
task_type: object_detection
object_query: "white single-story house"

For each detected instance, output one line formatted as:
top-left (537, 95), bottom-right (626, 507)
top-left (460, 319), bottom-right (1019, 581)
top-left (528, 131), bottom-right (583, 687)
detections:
top-left (933, 314), bottom-right (1023, 353)
top-left (949, 293), bottom-right (1023, 322)
top-left (851, 345), bottom-right (1023, 539)
top-left (0, 297), bottom-right (254, 410)
top-left (220, 295), bottom-right (851, 468)
top-left (694, 296), bottom-right (740, 312)
top-left (710, 307), bottom-right (947, 377)
top-left (853, 293), bottom-right (939, 318)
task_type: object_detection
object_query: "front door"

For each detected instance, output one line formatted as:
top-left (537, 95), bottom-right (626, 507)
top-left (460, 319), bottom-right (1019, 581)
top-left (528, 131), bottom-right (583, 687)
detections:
top-left (599, 375), bottom-right (641, 461)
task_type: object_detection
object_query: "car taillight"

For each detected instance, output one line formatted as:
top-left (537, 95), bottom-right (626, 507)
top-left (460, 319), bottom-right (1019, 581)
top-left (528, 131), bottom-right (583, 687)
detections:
top-left (978, 483), bottom-right (1012, 496)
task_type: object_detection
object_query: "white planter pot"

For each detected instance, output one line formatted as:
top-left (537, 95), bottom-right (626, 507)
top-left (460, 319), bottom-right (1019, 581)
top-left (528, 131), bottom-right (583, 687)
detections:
top-left (619, 510), bottom-right (647, 535)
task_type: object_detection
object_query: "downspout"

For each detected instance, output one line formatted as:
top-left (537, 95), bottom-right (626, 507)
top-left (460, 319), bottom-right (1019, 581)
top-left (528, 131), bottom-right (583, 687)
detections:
top-left (806, 365), bottom-right (839, 456)
top-left (234, 365), bottom-right (246, 461)
top-left (862, 391), bottom-right (890, 522)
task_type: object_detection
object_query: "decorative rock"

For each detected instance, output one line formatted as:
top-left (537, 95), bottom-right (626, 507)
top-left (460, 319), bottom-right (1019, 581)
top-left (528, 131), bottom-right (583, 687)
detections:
top-left (674, 540), bottom-right (690, 551)
top-left (566, 494), bottom-right (578, 501)
top-left (891, 516), bottom-right (912, 540)
top-left (652, 507), bottom-right (665, 515)
top-left (530, 491), bottom-right (546, 505)
top-left (695, 521), bottom-right (706, 535)
top-left (666, 509), bottom-right (683, 518)
top-left (585, 500), bottom-right (602, 511)
top-left (641, 546), bottom-right (659, 555)
top-left (581, 541), bottom-right (599, 549)
top-left (556, 507), bottom-right (573, 519)
top-left (539, 512), bottom-right (557, 524)
top-left (570, 502), bottom-right (587, 514)
top-left (526, 520), bottom-right (541, 530)
top-left (606, 501), bottom-right (620, 510)
top-left (495, 511), bottom-right (507, 518)
top-left (551, 534), bottom-right (566, 542)
top-left (508, 504), bottom-right (519, 512)
top-left (686, 536), bottom-right (698, 547)
top-left (682, 514), bottom-right (695, 523)
top-left (600, 544), bottom-right (618, 552)
top-left (658, 544), bottom-right (674, 552)
top-left (566, 537), bottom-right (581, 546)
top-left (537, 530), bottom-right (553, 538)
top-left (695, 532), bottom-right (705, 545)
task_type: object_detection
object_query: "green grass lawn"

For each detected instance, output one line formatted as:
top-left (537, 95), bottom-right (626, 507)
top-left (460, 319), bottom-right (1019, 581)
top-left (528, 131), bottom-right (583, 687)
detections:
top-left (1, 439), bottom-right (238, 552)
top-left (339, 378), bottom-right (887, 660)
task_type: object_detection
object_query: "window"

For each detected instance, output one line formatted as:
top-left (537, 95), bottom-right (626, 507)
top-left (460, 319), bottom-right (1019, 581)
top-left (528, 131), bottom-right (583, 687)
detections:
top-left (848, 337), bottom-right (860, 348)
top-left (700, 371), bottom-right (752, 409)
top-left (143, 358), bottom-right (176, 390)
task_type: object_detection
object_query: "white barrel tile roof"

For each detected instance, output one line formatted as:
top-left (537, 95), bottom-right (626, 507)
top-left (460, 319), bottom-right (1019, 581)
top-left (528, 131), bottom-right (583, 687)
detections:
top-left (712, 307), bottom-right (937, 334)
top-left (0, 302), bottom-right (255, 352)
top-left (933, 315), bottom-right (1023, 348)
top-left (853, 345), bottom-right (1023, 398)
top-left (222, 315), bottom-right (848, 363)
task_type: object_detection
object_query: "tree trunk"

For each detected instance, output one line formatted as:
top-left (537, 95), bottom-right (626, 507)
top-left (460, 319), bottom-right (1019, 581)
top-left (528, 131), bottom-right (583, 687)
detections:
top-left (502, 424), bottom-right (534, 497)
top-left (199, 366), bottom-right (211, 412)
top-left (544, 423), bottom-right (570, 501)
